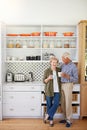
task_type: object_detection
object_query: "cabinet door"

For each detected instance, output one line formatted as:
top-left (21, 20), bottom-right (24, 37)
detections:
top-left (79, 21), bottom-right (87, 84)
top-left (3, 92), bottom-right (41, 117)
top-left (81, 85), bottom-right (87, 117)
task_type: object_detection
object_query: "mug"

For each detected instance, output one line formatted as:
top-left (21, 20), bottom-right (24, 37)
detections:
top-left (58, 72), bottom-right (62, 77)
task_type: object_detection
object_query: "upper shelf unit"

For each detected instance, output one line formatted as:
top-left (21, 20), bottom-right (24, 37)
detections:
top-left (4, 24), bottom-right (78, 63)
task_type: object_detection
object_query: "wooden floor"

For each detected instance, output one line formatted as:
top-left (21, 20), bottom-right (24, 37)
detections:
top-left (0, 118), bottom-right (87, 130)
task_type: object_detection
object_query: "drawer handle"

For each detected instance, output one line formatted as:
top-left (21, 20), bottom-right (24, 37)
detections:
top-left (10, 87), bottom-right (14, 89)
top-left (30, 108), bottom-right (35, 111)
top-left (31, 96), bottom-right (35, 99)
top-left (10, 96), bottom-right (14, 99)
top-left (31, 87), bottom-right (34, 89)
top-left (9, 108), bottom-right (14, 111)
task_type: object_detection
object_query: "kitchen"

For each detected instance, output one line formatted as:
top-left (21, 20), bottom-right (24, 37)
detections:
top-left (0, 0), bottom-right (87, 129)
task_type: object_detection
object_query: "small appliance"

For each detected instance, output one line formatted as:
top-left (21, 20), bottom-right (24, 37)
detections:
top-left (6, 72), bottom-right (13, 82)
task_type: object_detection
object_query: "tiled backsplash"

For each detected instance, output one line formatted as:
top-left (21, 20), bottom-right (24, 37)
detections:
top-left (7, 62), bottom-right (50, 81)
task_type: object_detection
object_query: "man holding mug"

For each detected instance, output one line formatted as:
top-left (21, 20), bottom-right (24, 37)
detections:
top-left (59, 52), bottom-right (78, 127)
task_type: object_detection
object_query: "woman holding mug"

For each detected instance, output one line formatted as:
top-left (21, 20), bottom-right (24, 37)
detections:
top-left (43, 56), bottom-right (61, 127)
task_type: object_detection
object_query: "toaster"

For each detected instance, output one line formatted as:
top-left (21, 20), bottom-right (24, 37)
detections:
top-left (14, 73), bottom-right (25, 82)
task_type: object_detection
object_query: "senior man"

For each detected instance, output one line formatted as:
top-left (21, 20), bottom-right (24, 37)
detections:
top-left (59, 52), bottom-right (78, 127)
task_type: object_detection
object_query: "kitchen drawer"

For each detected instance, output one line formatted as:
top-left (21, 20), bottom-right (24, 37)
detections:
top-left (72, 93), bottom-right (80, 104)
top-left (3, 92), bottom-right (41, 105)
top-left (73, 84), bottom-right (80, 92)
top-left (3, 104), bottom-right (41, 117)
top-left (3, 85), bottom-right (42, 92)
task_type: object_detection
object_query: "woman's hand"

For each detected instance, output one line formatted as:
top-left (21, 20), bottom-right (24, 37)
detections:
top-left (44, 75), bottom-right (53, 83)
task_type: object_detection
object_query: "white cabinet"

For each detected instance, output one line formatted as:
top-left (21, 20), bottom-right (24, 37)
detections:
top-left (42, 84), bottom-right (80, 119)
top-left (5, 24), bottom-right (78, 63)
top-left (3, 84), bottom-right (42, 118)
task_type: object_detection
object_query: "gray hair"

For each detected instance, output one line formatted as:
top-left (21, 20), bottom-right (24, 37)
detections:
top-left (62, 52), bottom-right (71, 60)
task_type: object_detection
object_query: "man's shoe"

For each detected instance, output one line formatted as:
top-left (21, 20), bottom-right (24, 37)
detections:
top-left (59, 119), bottom-right (66, 123)
top-left (66, 122), bottom-right (71, 127)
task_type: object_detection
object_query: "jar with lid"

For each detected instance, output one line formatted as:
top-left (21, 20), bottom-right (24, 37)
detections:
top-left (34, 40), bottom-right (40, 48)
top-left (29, 40), bottom-right (34, 48)
top-left (43, 40), bottom-right (49, 48)
top-left (22, 40), bottom-right (28, 48)
top-left (49, 40), bottom-right (55, 48)
top-left (7, 40), bottom-right (14, 48)
top-left (64, 40), bottom-right (70, 48)
top-left (15, 40), bottom-right (21, 48)
top-left (70, 39), bottom-right (76, 48)
top-left (56, 40), bottom-right (62, 48)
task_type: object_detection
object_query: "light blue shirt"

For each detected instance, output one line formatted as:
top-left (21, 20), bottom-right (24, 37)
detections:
top-left (61, 62), bottom-right (78, 83)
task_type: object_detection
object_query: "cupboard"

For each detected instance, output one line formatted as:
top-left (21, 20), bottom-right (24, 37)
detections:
top-left (78, 20), bottom-right (87, 118)
top-left (0, 23), bottom-right (80, 119)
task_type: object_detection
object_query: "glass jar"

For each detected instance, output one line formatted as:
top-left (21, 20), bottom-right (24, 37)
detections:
top-left (70, 39), bottom-right (76, 48)
top-left (64, 40), bottom-right (69, 48)
top-left (22, 40), bottom-right (28, 48)
top-left (43, 40), bottom-right (49, 48)
top-left (29, 40), bottom-right (34, 48)
top-left (7, 40), bottom-right (14, 48)
top-left (34, 40), bottom-right (40, 48)
top-left (56, 40), bottom-right (62, 48)
top-left (15, 40), bottom-right (21, 48)
top-left (49, 40), bottom-right (55, 48)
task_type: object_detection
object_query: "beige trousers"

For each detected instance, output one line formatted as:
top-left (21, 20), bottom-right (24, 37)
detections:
top-left (61, 83), bottom-right (73, 122)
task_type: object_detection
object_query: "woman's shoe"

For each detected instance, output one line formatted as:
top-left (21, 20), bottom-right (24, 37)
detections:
top-left (43, 114), bottom-right (49, 124)
top-left (49, 120), bottom-right (54, 127)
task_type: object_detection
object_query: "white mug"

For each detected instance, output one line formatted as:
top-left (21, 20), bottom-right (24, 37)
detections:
top-left (58, 72), bottom-right (62, 77)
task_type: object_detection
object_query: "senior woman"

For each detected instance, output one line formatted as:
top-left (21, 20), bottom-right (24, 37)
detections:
top-left (43, 56), bottom-right (61, 127)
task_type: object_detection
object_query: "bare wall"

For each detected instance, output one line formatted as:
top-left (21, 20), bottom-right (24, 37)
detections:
top-left (0, 0), bottom-right (87, 24)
